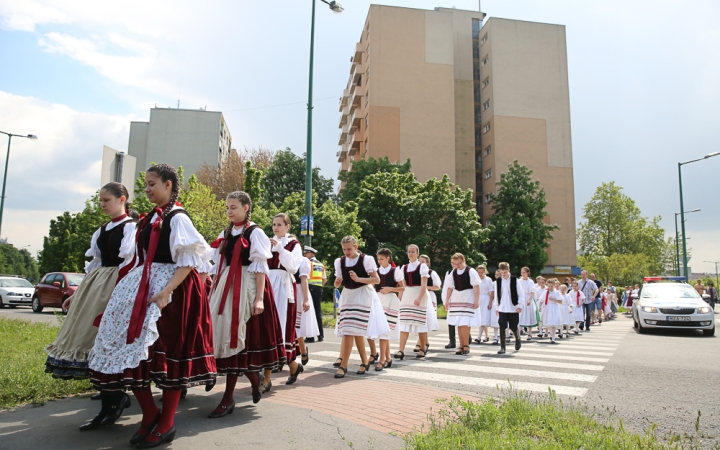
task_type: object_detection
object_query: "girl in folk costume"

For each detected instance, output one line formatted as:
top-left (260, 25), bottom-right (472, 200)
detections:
top-left (570, 280), bottom-right (586, 334)
top-left (517, 267), bottom-right (538, 341)
top-left (539, 278), bottom-right (564, 344)
top-left (332, 236), bottom-right (389, 378)
top-left (261, 214), bottom-right (305, 390)
top-left (413, 254), bottom-right (441, 353)
top-left (395, 244), bottom-right (430, 360)
top-left (444, 253), bottom-right (482, 355)
top-left (45, 182), bottom-right (137, 431)
top-left (603, 288), bottom-right (615, 319)
top-left (533, 276), bottom-right (547, 338)
top-left (207, 192), bottom-right (286, 418)
top-left (295, 255), bottom-right (319, 367)
top-left (369, 248), bottom-right (404, 371)
top-left (479, 266), bottom-right (500, 344)
top-left (88, 164), bottom-right (215, 448)
top-left (558, 284), bottom-right (574, 339)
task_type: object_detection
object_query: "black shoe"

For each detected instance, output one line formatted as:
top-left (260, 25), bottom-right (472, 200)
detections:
top-left (368, 353), bottom-right (379, 364)
top-left (383, 360), bottom-right (393, 369)
top-left (208, 401), bottom-right (235, 418)
top-left (317, 336), bottom-right (324, 342)
top-left (412, 344), bottom-right (421, 353)
top-left (91, 393), bottom-right (102, 401)
top-left (129, 412), bottom-right (162, 445)
top-left (332, 358), bottom-right (343, 368)
top-left (135, 425), bottom-right (176, 448)
top-left (334, 367), bottom-right (348, 379)
top-left (356, 363), bottom-right (370, 375)
top-left (99, 393), bottom-right (131, 426)
top-left (252, 387), bottom-right (262, 404)
top-left (180, 388), bottom-right (187, 399)
top-left (445, 341), bottom-right (456, 349)
top-left (305, 337), bottom-right (316, 343)
top-left (394, 351), bottom-right (405, 360)
top-left (497, 348), bottom-right (506, 355)
top-left (205, 378), bottom-right (216, 392)
top-left (415, 349), bottom-right (426, 359)
top-left (79, 414), bottom-right (106, 431)
top-left (301, 351), bottom-right (309, 366)
top-left (473, 338), bottom-right (482, 345)
top-left (261, 380), bottom-right (272, 393)
top-left (286, 364), bottom-right (304, 385)
top-left (515, 338), bottom-right (522, 351)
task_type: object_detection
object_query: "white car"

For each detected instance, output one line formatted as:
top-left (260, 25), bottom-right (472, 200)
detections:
top-left (0, 276), bottom-right (35, 308)
top-left (632, 280), bottom-right (715, 336)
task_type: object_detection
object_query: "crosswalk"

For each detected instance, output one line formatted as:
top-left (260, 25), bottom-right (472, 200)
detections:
top-left (305, 319), bottom-right (630, 397)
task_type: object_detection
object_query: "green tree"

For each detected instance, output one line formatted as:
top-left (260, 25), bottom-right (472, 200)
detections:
top-left (244, 160), bottom-right (263, 202)
top-left (353, 171), bottom-right (488, 277)
top-left (484, 161), bottom-right (558, 276)
top-left (260, 149), bottom-right (335, 208)
top-left (0, 244), bottom-right (40, 282)
top-left (577, 181), bottom-right (668, 274)
top-left (337, 156), bottom-right (412, 203)
top-left (578, 253), bottom-right (653, 287)
top-left (179, 175), bottom-right (227, 242)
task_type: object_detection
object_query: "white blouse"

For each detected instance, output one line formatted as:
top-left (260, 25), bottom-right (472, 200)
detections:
top-left (443, 266), bottom-right (482, 289)
top-left (298, 257), bottom-right (312, 278)
top-left (429, 270), bottom-right (442, 288)
top-left (479, 276), bottom-right (495, 296)
top-left (209, 223), bottom-right (271, 274)
top-left (378, 264), bottom-right (405, 282)
top-left (519, 278), bottom-right (535, 301)
top-left (334, 253), bottom-right (378, 279)
top-left (271, 236), bottom-right (304, 275)
top-left (84, 218), bottom-right (136, 273)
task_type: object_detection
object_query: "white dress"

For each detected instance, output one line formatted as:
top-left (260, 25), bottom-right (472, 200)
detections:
top-left (561, 293), bottom-right (575, 326)
top-left (397, 261), bottom-right (430, 334)
top-left (540, 289), bottom-right (564, 328)
top-left (376, 265), bottom-right (403, 341)
top-left (268, 236), bottom-right (304, 352)
top-left (88, 206), bottom-right (212, 375)
top-left (296, 257), bottom-right (320, 339)
top-left (534, 285), bottom-right (546, 319)
top-left (478, 276), bottom-right (498, 327)
top-left (425, 270), bottom-right (442, 331)
top-left (518, 278), bottom-right (538, 327)
top-left (446, 267), bottom-right (482, 327)
top-left (334, 254), bottom-right (390, 338)
top-left (571, 290), bottom-right (586, 322)
top-left (208, 225), bottom-right (271, 358)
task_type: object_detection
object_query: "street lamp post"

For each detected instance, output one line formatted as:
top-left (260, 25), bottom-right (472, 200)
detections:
top-left (304, 0), bottom-right (343, 246)
top-left (678, 152), bottom-right (720, 280)
top-left (674, 209), bottom-right (700, 276)
top-left (0, 131), bottom-right (38, 239)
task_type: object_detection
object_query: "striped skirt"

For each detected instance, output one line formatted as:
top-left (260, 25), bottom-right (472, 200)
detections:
top-left (335, 284), bottom-right (390, 338)
top-left (446, 289), bottom-right (481, 327)
top-left (377, 292), bottom-right (400, 340)
top-left (397, 286), bottom-right (428, 334)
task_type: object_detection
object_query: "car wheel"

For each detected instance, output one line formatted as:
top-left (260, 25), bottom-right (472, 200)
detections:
top-left (32, 296), bottom-right (44, 313)
top-left (637, 316), bottom-right (646, 334)
top-left (633, 313), bottom-right (638, 329)
top-left (703, 326), bottom-right (715, 337)
top-left (0, 296), bottom-right (4, 309)
top-left (61, 297), bottom-right (69, 315)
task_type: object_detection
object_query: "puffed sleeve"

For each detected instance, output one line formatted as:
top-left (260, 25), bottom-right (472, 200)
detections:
top-left (419, 262), bottom-right (429, 278)
top-left (444, 271), bottom-right (455, 289)
top-left (334, 258), bottom-right (343, 279)
top-left (84, 227), bottom-right (102, 273)
top-left (118, 222), bottom-right (138, 270)
top-left (274, 240), bottom-right (303, 274)
top-left (469, 267), bottom-right (482, 286)
top-left (169, 212), bottom-right (212, 269)
top-left (394, 267), bottom-right (405, 282)
top-left (298, 257), bottom-right (311, 278)
top-left (248, 228), bottom-right (271, 274)
top-left (209, 231), bottom-right (225, 275)
top-left (363, 254), bottom-right (378, 274)
top-left (431, 270), bottom-right (442, 287)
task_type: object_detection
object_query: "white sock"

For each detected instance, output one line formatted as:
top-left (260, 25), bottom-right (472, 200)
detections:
top-left (493, 329), bottom-right (499, 339)
top-left (551, 328), bottom-right (556, 341)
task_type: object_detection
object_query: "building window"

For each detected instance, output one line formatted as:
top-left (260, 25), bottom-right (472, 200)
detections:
top-left (483, 123), bottom-right (491, 133)
top-left (365, 114), bottom-right (368, 129)
top-left (485, 194), bottom-right (491, 203)
top-left (486, 218), bottom-right (492, 226)
top-left (472, 19), bottom-right (481, 39)
top-left (366, 68), bottom-right (370, 84)
top-left (474, 83), bottom-right (481, 102)
top-left (485, 145), bottom-right (491, 156)
top-left (481, 34), bottom-right (488, 46)
top-left (473, 61), bottom-right (480, 79)
top-left (366, 45), bottom-right (370, 55)
top-left (483, 77), bottom-right (489, 88)
top-left (483, 100), bottom-right (490, 110)
top-left (484, 168), bottom-right (492, 179)
top-left (482, 56), bottom-right (488, 66)
top-left (475, 128), bottom-right (482, 147)
top-left (475, 110), bottom-right (482, 124)
top-left (475, 150), bottom-right (483, 170)
top-left (473, 44), bottom-right (480, 60)
top-left (356, 75), bottom-right (362, 86)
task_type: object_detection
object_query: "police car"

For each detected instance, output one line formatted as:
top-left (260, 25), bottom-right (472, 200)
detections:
top-left (632, 277), bottom-right (715, 336)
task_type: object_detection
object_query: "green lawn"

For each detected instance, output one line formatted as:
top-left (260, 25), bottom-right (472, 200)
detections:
top-left (0, 318), bottom-right (92, 409)
top-left (405, 391), bottom-right (708, 449)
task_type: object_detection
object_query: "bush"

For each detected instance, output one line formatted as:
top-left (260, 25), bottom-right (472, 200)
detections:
top-left (0, 318), bottom-right (92, 409)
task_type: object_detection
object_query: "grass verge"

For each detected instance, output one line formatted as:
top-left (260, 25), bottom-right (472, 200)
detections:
top-left (404, 390), bottom-right (715, 449)
top-left (0, 318), bottom-right (92, 409)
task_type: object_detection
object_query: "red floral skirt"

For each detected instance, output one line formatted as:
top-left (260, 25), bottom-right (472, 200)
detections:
top-left (91, 270), bottom-right (217, 391)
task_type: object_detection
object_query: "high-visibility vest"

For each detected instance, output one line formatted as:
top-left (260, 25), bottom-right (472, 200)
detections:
top-left (309, 259), bottom-right (326, 286)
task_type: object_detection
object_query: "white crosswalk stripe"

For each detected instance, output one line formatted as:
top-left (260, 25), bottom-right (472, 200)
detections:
top-left (306, 319), bottom-right (631, 397)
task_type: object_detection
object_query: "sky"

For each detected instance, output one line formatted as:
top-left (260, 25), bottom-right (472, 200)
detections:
top-left (0, 0), bottom-right (719, 273)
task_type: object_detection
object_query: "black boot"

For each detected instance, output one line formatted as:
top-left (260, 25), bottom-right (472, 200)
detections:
top-left (445, 325), bottom-right (456, 348)
top-left (498, 328), bottom-right (507, 354)
top-left (514, 327), bottom-right (522, 351)
top-left (99, 392), bottom-right (131, 426)
top-left (79, 392), bottom-right (110, 431)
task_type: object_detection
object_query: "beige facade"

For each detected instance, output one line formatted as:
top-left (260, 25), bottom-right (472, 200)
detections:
top-left (337, 6), bottom-right (577, 273)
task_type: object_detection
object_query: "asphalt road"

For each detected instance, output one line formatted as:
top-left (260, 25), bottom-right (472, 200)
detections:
top-left (0, 305), bottom-right (65, 324)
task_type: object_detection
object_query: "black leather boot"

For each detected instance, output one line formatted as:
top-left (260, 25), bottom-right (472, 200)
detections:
top-left (445, 325), bottom-right (456, 348)
top-left (497, 328), bottom-right (507, 354)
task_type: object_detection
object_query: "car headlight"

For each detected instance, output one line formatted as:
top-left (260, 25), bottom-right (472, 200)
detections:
top-left (698, 307), bottom-right (712, 314)
top-left (641, 306), bottom-right (657, 313)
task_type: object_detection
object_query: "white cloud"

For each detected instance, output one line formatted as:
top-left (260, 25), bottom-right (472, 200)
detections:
top-left (3, 208), bottom-right (64, 256)
top-left (0, 0), bottom-right (70, 31)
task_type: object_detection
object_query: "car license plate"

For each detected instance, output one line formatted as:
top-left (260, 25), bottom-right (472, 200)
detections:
top-left (666, 316), bottom-right (691, 321)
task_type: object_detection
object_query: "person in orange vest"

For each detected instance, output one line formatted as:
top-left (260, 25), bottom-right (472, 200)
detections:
top-left (304, 246), bottom-right (327, 342)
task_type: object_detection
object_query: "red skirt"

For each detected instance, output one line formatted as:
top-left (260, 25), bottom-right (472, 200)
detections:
top-left (91, 270), bottom-right (217, 391)
top-left (216, 275), bottom-right (286, 375)
top-left (284, 284), bottom-right (299, 363)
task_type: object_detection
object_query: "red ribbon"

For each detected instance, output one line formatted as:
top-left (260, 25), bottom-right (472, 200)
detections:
top-left (210, 237), bottom-right (223, 249)
top-left (111, 214), bottom-right (128, 223)
top-left (576, 291), bottom-right (581, 306)
top-left (214, 230), bottom-right (250, 349)
top-left (545, 290), bottom-right (550, 305)
top-left (126, 207), bottom-right (163, 344)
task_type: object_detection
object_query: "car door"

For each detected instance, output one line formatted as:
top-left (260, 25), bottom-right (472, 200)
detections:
top-left (35, 274), bottom-right (52, 303)
top-left (44, 274), bottom-right (62, 306)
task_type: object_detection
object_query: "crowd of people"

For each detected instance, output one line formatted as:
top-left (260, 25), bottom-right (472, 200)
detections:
top-left (40, 163), bottom-right (619, 448)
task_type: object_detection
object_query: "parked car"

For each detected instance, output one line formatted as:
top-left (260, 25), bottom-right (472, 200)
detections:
top-left (0, 276), bottom-right (35, 308)
top-left (632, 277), bottom-right (715, 336)
top-left (32, 272), bottom-right (85, 314)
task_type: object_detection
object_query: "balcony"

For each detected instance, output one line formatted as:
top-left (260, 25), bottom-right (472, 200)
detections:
top-left (353, 42), bottom-right (363, 66)
top-left (351, 84), bottom-right (365, 108)
top-left (338, 88), bottom-right (349, 112)
top-left (338, 127), bottom-right (348, 145)
top-left (337, 148), bottom-right (347, 163)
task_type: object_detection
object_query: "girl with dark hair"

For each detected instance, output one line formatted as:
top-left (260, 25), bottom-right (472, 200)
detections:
top-left (45, 182), bottom-right (137, 431)
top-left (369, 248), bottom-right (404, 371)
top-left (89, 164), bottom-right (216, 448)
top-left (261, 213), bottom-right (305, 390)
top-left (207, 191), bottom-right (285, 418)
top-left (412, 254), bottom-right (441, 354)
top-left (395, 244), bottom-right (430, 360)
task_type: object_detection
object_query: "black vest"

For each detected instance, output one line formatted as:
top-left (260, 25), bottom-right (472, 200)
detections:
top-left (98, 219), bottom-right (136, 267)
top-left (427, 269), bottom-right (435, 287)
top-left (452, 268), bottom-right (472, 291)
top-left (496, 276), bottom-right (519, 306)
top-left (403, 263), bottom-right (426, 287)
top-left (375, 266), bottom-right (398, 292)
top-left (223, 224), bottom-right (260, 266)
top-left (341, 254), bottom-right (369, 289)
top-left (139, 209), bottom-right (189, 264)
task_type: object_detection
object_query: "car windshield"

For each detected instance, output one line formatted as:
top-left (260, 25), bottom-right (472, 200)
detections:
top-left (641, 284), bottom-right (700, 300)
top-left (0, 279), bottom-right (33, 288)
top-left (66, 274), bottom-right (85, 286)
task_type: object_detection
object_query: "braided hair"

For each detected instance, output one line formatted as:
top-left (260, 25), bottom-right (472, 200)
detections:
top-left (146, 164), bottom-right (180, 220)
top-left (219, 191), bottom-right (253, 254)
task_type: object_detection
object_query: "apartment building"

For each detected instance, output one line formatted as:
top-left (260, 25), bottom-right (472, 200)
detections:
top-left (336, 5), bottom-right (578, 275)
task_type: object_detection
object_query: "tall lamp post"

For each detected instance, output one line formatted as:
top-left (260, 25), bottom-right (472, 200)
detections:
top-left (0, 131), bottom-right (38, 239)
top-left (674, 209), bottom-right (700, 276)
top-left (678, 152), bottom-right (720, 280)
top-left (304, 0), bottom-right (343, 246)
